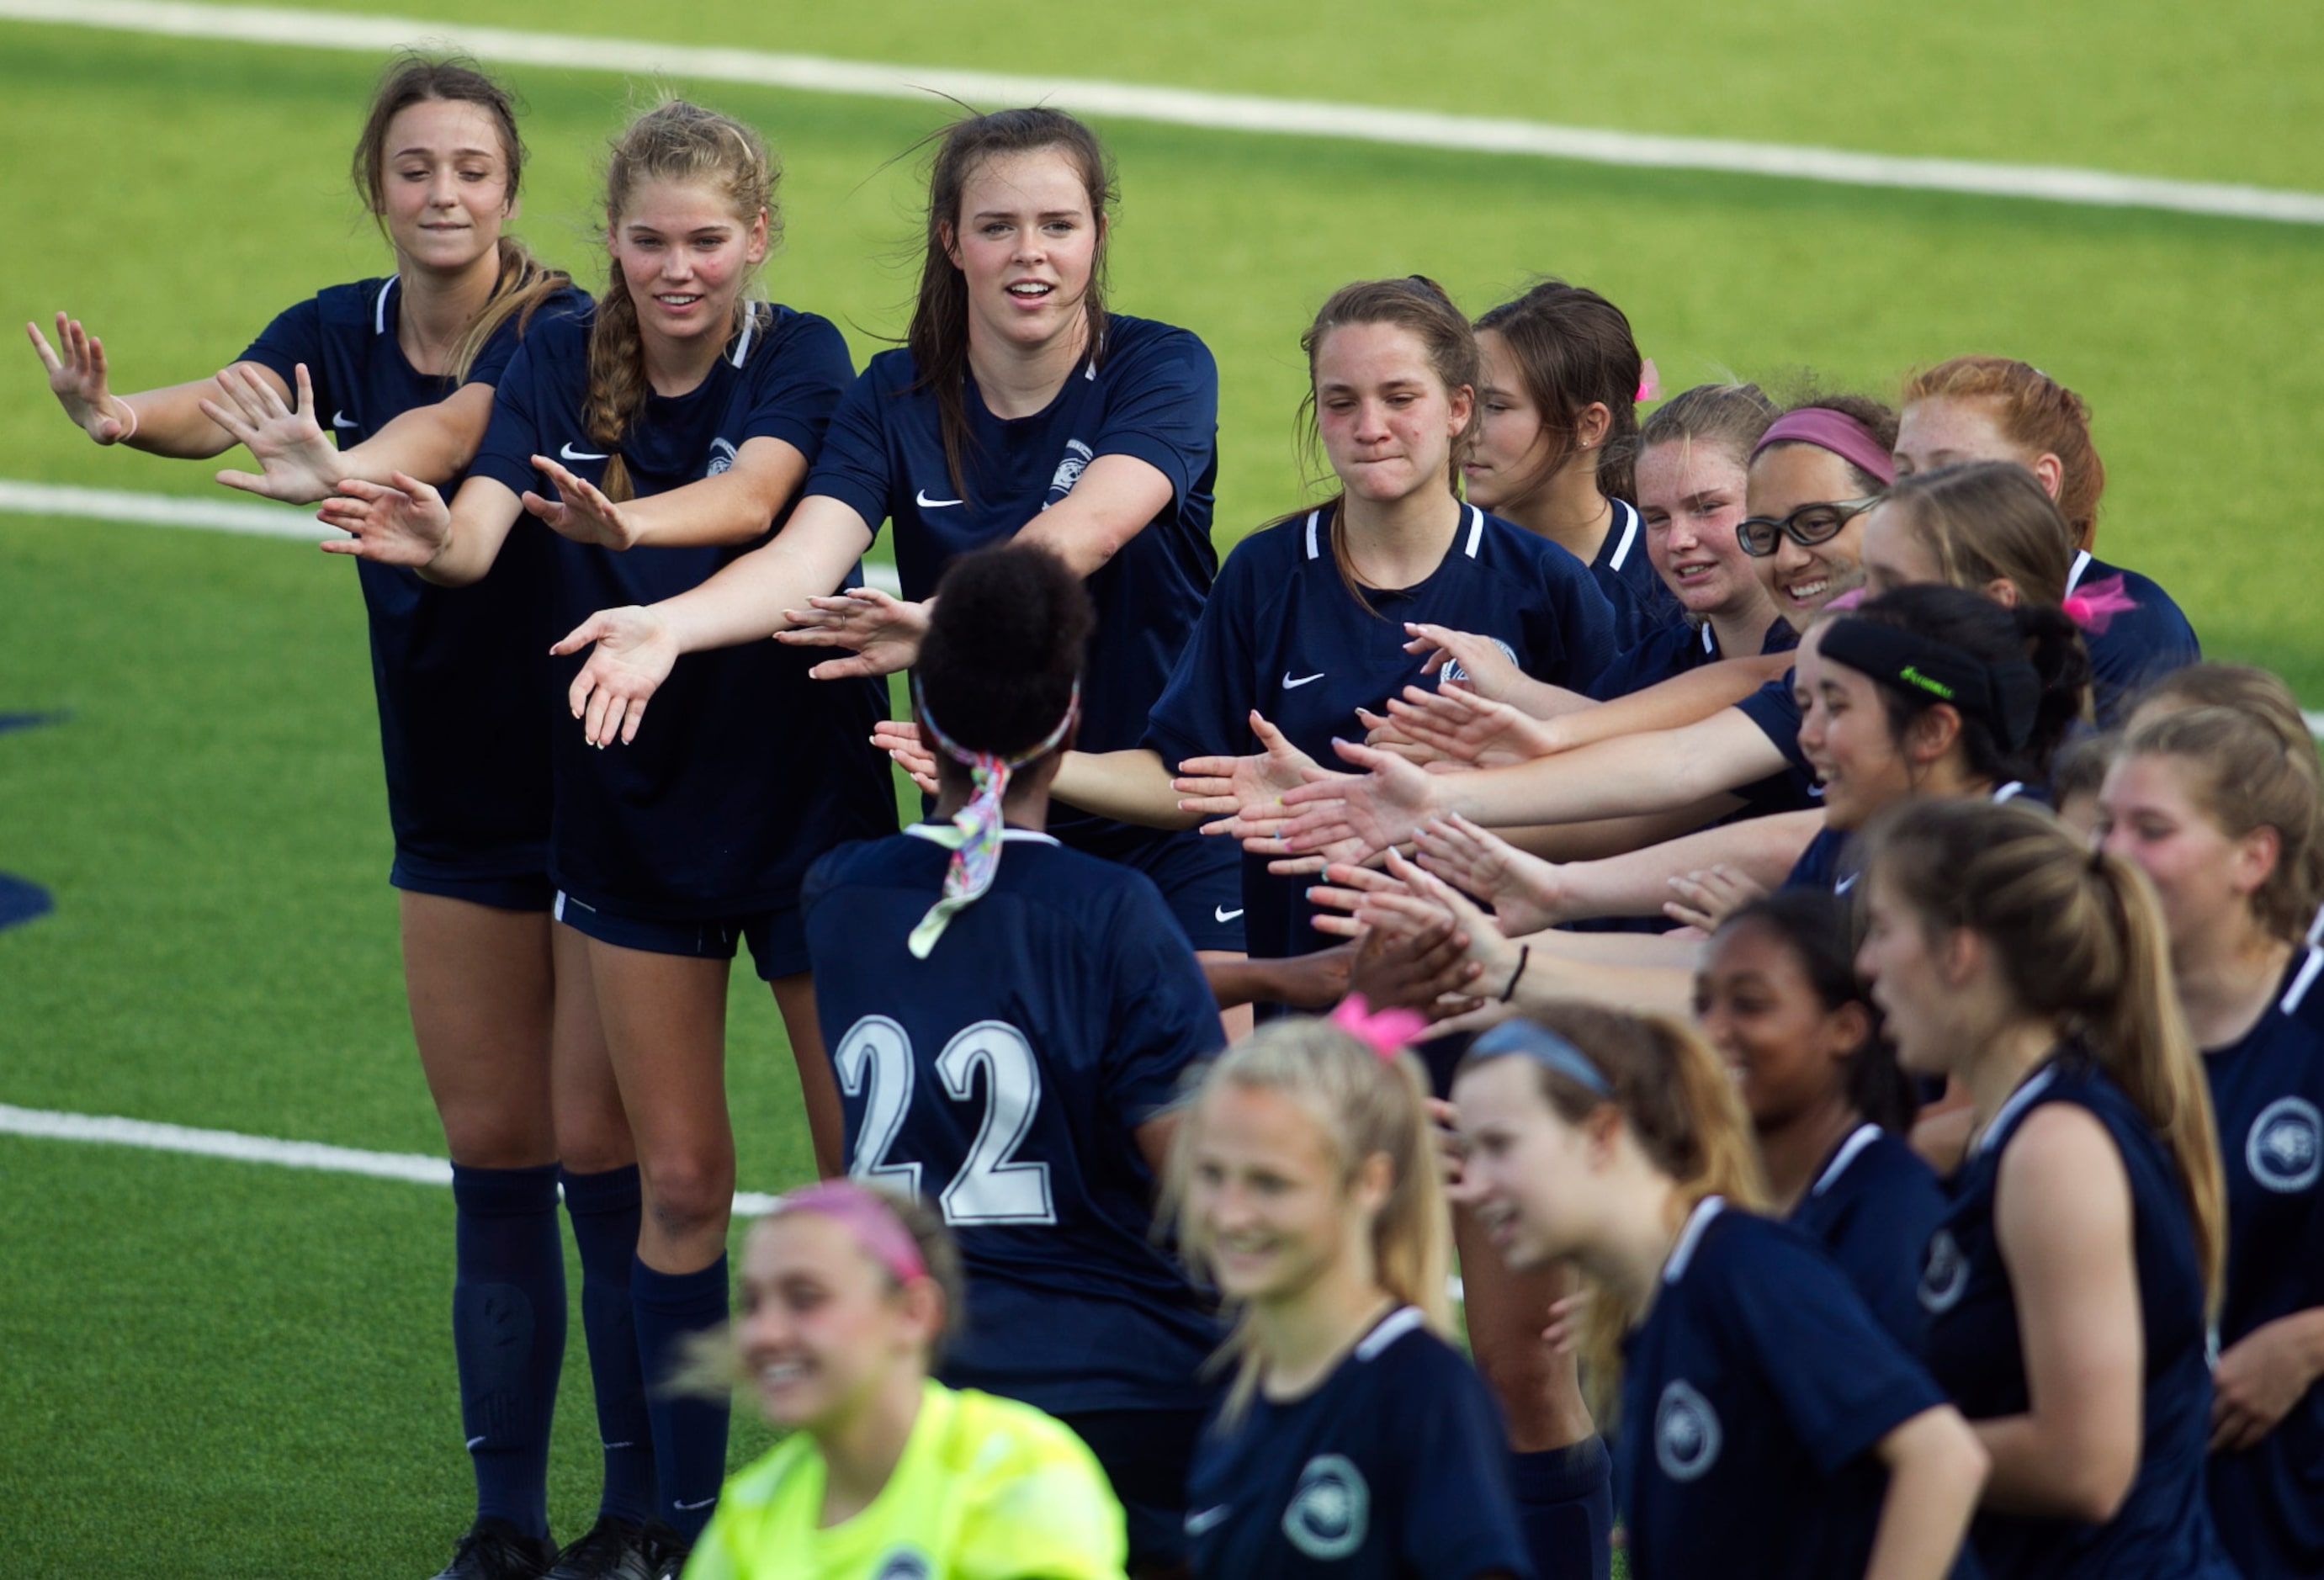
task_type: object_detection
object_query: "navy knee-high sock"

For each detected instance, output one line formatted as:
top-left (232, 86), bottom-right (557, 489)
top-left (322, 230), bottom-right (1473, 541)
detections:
top-left (560, 1164), bottom-right (658, 1527)
top-left (450, 1163), bottom-right (566, 1540)
top-left (1510, 1436), bottom-right (1614, 1580)
top-left (631, 1254), bottom-right (731, 1543)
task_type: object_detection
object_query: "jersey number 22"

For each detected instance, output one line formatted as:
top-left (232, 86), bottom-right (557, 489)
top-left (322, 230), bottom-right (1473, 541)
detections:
top-left (832, 1015), bottom-right (1057, 1226)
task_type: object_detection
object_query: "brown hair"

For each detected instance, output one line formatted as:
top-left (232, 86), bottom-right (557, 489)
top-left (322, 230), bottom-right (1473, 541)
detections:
top-left (1298, 276), bottom-right (1483, 613)
top-left (585, 99), bottom-right (777, 502)
top-left (351, 53), bottom-right (571, 384)
top-left (1170, 1017), bottom-right (1452, 1424)
top-left (2123, 707), bottom-right (2324, 945)
top-left (1759, 390), bottom-right (1900, 496)
top-left (1876, 460), bottom-right (2073, 607)
top-left (2049, 727), bottom-right (2121, 808)
top-left (1458, 1004), bottom-right (1766, 1420)
top-left (1902, 357), bottom-right (2105, 553)
top-left (1863, 798), bottom-right (2226, 1314)
top-left (908, 109), bottom-right (1116, 506)
top-left (1637, 381), bottom-right (1779, 474)
top-left (1472, 279), bottom-right (1644, 506)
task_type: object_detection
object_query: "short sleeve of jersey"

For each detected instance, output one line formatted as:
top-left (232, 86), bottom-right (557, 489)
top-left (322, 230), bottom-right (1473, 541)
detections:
top-left (1734, 672), bottom-right (1811, 775)
top-left (801, 364), bottom-right (895, 531)
top-left (1387, 1343), bottom-right (1536, 1580)
top-left (461, 286), bottom-right (587, 390)
top-left (1526, 549), bottom-right (1619, 697)
top-left (1716, 1227), bottom-right (1943, 1476)
top-left (953, 1402), bottom-right (1128, 1580)
top-left (1090, 326), bottom-right (1218, 504)
top-left (1142, 535), bottom-right (1263, 767)
top-left (238, 295), bottom-right (327, 390)
top-left (741, 310), bottom-right (854, 462)
top-left (1101, 878), bottom-right (1223, 1120)
top-left (468, 332), bottom-right (554, 500)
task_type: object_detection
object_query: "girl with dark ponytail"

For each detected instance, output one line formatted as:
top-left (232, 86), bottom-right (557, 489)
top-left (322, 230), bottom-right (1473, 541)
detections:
top-left (800, 543), bottom-right (1224, 1577)
top-left (1857, 798), bottom-right (2233, 1578)
top-left (1451, 1004), bottom-right (1986, 1580)
top-left (326, 98), bottom-right (894, 1577)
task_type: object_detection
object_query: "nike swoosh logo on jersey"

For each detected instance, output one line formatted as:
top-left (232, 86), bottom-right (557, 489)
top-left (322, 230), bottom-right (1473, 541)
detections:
top-left (1282, 671), bottom-right (1325, 688)
top-left (1185, 1506), bottom-right (1231, 1536)
top-left (1214, 906), bottom-right (1244, 924)
top-left (916, 489), bottom-right (963, 508)
top-left (560, 442), bottom-right (610, 462)
top-left (331, 411), bottom-right (358, 429)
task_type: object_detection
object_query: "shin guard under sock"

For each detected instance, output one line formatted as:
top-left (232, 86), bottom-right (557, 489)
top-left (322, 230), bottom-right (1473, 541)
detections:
top-left (450, 1162), bottom-right (566, 1539)
top-left (631, 1254), bottom-right (732, 1542)
top-left (1511, 1436), bottom-right (1614, 1580)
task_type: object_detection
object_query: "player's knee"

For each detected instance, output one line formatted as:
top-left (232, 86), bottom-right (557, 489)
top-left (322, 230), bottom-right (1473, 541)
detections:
top-left (639, 1151), bottom-right (735, 1238)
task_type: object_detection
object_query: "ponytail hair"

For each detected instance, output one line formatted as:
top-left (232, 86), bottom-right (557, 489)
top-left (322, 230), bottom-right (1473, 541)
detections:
top-left (1472, 278), bottom-right (1645, 506)
top-left (1876, 461), bottom-right (2074, 607)
top-left (1902, 356), bottom-right (2105, 552)
top-left (2122, 707), bottom-right (2324, 945)
top-left (1456, 1003), bottom-right (1765, 1420)
top-left (1862, 798), bottom-right (2226, 1315)
top-left (586, 99), bottom-right (777, 502)
top-left (1296, 276), bottom-right (1483, 614)
top-left (1171, 1017), bottom-right (1451, 1425)
top-left (350, 53), bottom-right (571, 384)
top-left (909, 109), bottom-right (1116, 506)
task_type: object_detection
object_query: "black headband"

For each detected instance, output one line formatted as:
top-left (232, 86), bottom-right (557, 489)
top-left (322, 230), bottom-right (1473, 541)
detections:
top-left (1817, 618), bottom-right (2040, 753)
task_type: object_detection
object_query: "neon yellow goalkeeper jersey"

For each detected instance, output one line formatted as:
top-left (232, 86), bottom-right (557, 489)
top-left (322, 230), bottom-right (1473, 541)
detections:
top-left (681, 1381), bottom-right (1128, 1580)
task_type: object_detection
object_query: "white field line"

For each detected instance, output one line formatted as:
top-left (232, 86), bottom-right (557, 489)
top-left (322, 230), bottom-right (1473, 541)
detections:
top-left (0, 478), bottom-right (903, 592)
top-left (7, 0), bottom-right (2324, 225)
top-left (0, 1102), bottom-right (785, 1213)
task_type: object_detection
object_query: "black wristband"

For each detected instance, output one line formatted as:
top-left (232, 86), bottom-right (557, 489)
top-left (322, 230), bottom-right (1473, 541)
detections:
top-left (1499, 943), bottom-right (1531, 1004)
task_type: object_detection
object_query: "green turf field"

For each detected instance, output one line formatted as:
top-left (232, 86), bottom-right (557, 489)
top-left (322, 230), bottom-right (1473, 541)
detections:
top-left (3, 3), bottom-right (2320, 1572)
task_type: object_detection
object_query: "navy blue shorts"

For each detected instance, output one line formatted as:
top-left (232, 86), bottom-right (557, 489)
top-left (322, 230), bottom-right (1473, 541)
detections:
top-left (1053, 1406), bottom-right (1206, 1568)
top-left (552, 888), bottom-right (809, 980)
top-left (390, 851), bottom-right (554, 914)
top-left (1106, 825), bottom-right (1246, 952)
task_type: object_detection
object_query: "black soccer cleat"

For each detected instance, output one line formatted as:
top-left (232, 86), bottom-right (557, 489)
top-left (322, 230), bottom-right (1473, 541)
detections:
top-left (544, 1515), bottom-right (655, 1580)
top-left (428, 1517), bottom-right (558, 1580)
top-left (639, 1519), bottom-right (692, 1580)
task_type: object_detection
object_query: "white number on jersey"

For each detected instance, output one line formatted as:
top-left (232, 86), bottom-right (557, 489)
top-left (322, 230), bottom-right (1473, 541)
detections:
top-left (833, 1015), bottom-right (1057, 1227)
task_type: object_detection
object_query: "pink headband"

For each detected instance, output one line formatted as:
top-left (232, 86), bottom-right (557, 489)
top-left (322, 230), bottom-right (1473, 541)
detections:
top-left (1753, 408), bottom-right (1897, 487)
top-left (773, 1180), bottom-right (928, 1286)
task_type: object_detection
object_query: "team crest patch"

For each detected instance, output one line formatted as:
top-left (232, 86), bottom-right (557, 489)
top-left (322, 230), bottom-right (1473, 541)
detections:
top-left (707, 436), bottom-right (739, 476)
top-left (1439, 638), bottom-right (1519, 687)
top-left (1920, 1228), bottom-right (1968, 1313)
top-left (2247, 1097), bottom-right (2322, 1193)
top-left (870, 1546), bottom-right (931, 1580)
top-left (1281, 1453), bottom-right (1367, 1560)
top-left (1654, 1380), bottom-right (1721, 1482)
top-left (1048, 437), bottom-right (1094, 496)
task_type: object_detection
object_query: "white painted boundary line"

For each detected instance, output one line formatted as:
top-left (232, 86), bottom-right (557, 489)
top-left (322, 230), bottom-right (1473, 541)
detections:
top-left (0, 478), bottom-right (904, 592)
top-left (0, 1101), bottom-right (785, 1213)
top-left (8, 0), bottom-right (2324, 225)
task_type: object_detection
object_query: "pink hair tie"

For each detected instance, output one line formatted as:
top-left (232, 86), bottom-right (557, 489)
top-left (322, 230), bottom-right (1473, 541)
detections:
top-left (2061, 572), bottom-right (2138, 635)
top-left (1635, 358), bottom-right (1660, 404)
top-left (1329, 994), bottom-right (1430, 1060)
top-left (772, 1180), bottom-right (928, 1286)
top-left (1823, 588), bottom-right (1866, 612)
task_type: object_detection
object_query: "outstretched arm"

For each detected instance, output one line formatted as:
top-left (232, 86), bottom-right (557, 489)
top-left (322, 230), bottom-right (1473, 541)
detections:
top-left (27, 313), bottom-right (278, 458)
top-left (207, 362), bottom-right (500, 503)
top-left (316, 471), bottom-right (525, 587)
top-left (524, 436), bottom-right (810, 553)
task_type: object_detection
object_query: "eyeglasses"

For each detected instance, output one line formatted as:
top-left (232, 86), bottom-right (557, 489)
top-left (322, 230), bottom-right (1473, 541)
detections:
top-left (1735, 496), bottom-right (1882, 558)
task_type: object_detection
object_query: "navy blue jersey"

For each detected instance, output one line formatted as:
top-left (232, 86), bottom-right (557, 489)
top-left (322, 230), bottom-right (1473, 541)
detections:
top-left (1186, 1307), bottom-right (1532, 1580)
top-left (805, 316), bottom-right (1218, 851)
top-left (1780, 782), bottom-right (2031, 897)
top-left (2070, 552), bottom-right (2200, 727)
top-left (1787, 1124), bottom-right (1949, 1357)
top-left (1587, 615), bottom-right (1796, 702)
top-left (241, 276), bottom-right (583, 886)
top-left (1144, 503), bottom-right (1617, 961)
top-left (1920, 1054), bottom-right (2233, 1578)
top-left (1729, 672), bottom-right (1826, 818)
top-left (469, 303), bottom-right (894, 918)
top-left (1587, 497), bottom-right (1687, 652)
top-left (1617, 1200), bottom-right (1954, 1580)
top-left (800, 827), bottom-right (1221, 1414)
top-left (2204, 946), bottom-right (2324, 1579)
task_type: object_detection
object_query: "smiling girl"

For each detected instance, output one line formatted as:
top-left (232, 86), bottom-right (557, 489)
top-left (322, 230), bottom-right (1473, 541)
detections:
top-left (322, 99), bottom-right (894, 1572)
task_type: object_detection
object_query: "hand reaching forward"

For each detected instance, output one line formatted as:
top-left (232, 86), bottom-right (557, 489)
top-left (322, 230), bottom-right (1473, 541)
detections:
top-left (872, 719), bottom-right (940, 796)
top-left (552, 606), bottom-right (679, 747)
top-left (1383, 683), bottom-right (1563, 766)
top-left (1403, 622), bottom-right (1528, 703)
top-left (525, 454), bottom-right (642, 550)
top-left (776, 588), bottom-right (931, 680)
top-left (1412, 814), bottom-right (1566, 935)
top-left (315, 474), bottom-right (453, 566)
top-left (206, 363), bottom-right (342, 503)
top-left (27, 312), bottom-right (135, 444)
top-left (1272, 735), bottom-right (1441, 863)
top-left (1173, 712), bottom-right (1371, 873)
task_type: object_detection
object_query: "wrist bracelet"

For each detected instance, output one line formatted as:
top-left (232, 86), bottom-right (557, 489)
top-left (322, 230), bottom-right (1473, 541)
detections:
top-left (1499, 943), bottom-right (1531, 1004)
top-left (111, 397), bottom-right (139, 444)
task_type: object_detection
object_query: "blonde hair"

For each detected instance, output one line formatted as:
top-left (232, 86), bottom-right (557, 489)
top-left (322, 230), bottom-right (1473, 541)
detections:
top-left (1876, 460), bottom-right (2073, 607)
top-left (1863, 798), bottom-right (2226, 1314)
top-left (2123, 707), bottom-right (2324, 944)
top-left (1461, 1004), bottom-right (1766, 1422)
top-left (1170, 1018), bottom-right (1451, 1424)
top-left (586, 98), bottom-right (777, 502)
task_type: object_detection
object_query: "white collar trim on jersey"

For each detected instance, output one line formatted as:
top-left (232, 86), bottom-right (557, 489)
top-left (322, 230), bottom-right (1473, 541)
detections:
top-left (1462, 501), bottom-right (1485, 559)
top-left (1992, 780), bottom-right (2026, 804)
top-left (904, 823), bottom-right (1061, 848)
top-left (374, 275), bottom-right (399, 336)
top-left (1662, 1195), bottom-right (1727, 1284)
top-left (729, 303), bottom-right (760, 368)
top-left (1605, 497), bottom-right (1641, 572)
top-left (1976, 1063), bottom-right (2061, 1157)
top-left (1355, 1305), bottom-right (1426, 1362)
top-left (2281, 945), bottom-right (2324, 1015)
top-left (2067, 549), bottom-right (2093, 596)
top-left (1810, 1122), bottom-right (1884, 1198)
top-left (1305, 503), bottom-right (1484, 564)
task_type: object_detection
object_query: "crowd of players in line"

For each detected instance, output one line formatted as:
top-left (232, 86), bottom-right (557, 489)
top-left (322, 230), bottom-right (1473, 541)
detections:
top-left (27, 50), bottom-right (2323, 1580)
